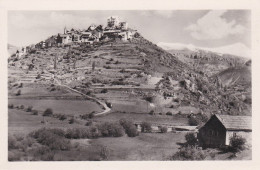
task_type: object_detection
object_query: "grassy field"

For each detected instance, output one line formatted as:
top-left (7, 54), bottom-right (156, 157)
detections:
top-left (90, 132), bottom-right (186, 160)
top-left (53, 132), bottom-right (186, 161)
top-left (8, 109), bottom-right (85, 135)
top-left (94, 112), bottom-right (188, 125)
top-left (9, 98), bottom-right (102, 115)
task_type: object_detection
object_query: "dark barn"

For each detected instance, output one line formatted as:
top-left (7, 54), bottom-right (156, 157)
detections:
top-left (198, 114), bottom-right (251, 148)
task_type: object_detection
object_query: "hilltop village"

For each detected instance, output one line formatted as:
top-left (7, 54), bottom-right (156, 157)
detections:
top-left (40, 16), bottom-right (136, 48)
top-left (14, 16), bottom-right (137, 58)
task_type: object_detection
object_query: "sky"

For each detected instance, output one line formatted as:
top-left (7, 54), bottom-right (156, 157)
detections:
top-left (8, 10), bottom-right (251, 48)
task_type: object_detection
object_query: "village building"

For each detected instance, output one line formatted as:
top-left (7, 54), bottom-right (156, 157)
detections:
top-left (120, 22), bottom-right (128, 30)
top-left (198, 114), bottom-right (252, 148)
top-left (107, 16), bottom-right (120, 28)
top-left (57, 34), bottom-right (72, 44)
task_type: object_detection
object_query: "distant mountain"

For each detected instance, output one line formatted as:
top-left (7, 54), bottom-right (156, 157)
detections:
top-left (157, 42), bottom-right (251, 58)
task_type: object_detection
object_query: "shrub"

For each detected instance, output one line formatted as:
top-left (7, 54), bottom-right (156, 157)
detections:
top-left (160, 126), bottom-right (168, 133)
top-left (26, 106), bottom-right (33, 112)
top-left (98, 122), bottom-right (125, 137)
top-left (166, 112), bottom-right (173, 116)
top-left (69, 117), bottom-right (75, 124)
top-left (16, 90), bottom-right (21, 96)
top-left (31, 146), bottom-right (55, 161)
top-left (85, 121), bottom-right (93, 126)
top-left (185, 133), bottom-right (198, 146)
top-left (18, 83), bottom-right (23, 88)
top-left (19, 105), bottom-right (24, 110)
top-left (144, 96), bottom-right (153, 103)
top-left (149, 110), bottom-right (155, 115)
top-left (230, 136), bottom-right (246, 152)
top-left (188, 117), bottom-right (198, 126)
top-left (101, 89), bottom-right (108, 93)
top-left (100, 145), bottom-right (109, 160)
top-left (32, 110), bottom-right (38, 115)
top-left (43, 108), bottom-right (53, 116)
top-left (30, 128), bottom-right (70, 150)
top-left (170, 146), bottom-right (206, 160)
top-left (59, 114), bottom-right (67, 121)
top-left (119, 119), bottom-right (139, 137)
top-left (65, 127), bottom-right (99, 139)
top-left (141, 122), bottom-right (152, 133)
top-left (188, 114), bottom-right (208, 126)
top-left (8, 135), bottom-right (17, 149)
top-left (88, 112), bottom-right (95, 119)
top-left (8, 104), bottom-right (14, 109)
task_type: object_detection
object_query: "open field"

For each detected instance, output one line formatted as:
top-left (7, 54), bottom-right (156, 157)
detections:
top-left (94, 112), bottom-right (189, 125)
top-left (9, 98), bottom-right (102, 115)
top-left (8, 109), bottom-right (85, 135)
top-left (52, 132), bottom-right (186, 161)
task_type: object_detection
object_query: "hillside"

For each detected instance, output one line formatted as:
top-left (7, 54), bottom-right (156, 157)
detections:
top-left (8, 33), bottom-right (251, 116)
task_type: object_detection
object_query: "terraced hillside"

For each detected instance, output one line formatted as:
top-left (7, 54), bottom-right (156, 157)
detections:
top-left (8, 34), bottom-right (251, 117)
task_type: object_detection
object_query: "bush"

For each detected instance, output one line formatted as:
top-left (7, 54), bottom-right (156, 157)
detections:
top-left (170, 146), bottom-right (206, 160)
top-left (188, 114), bottom-right (208, 126)
top-left (59, 114), bottom-right (67, 121)
top-left (100, 145), bottom-right (110, 160)
top-left (8, 104), bottom-right (14, 109)
top-left (32, 110), bottom-right (38, 115)
top-left (98, 122), bottom-right (125, 137)
top-left (31, 146), bottom-right (55, 161)
top-left (166, 112), bottom-right (173, 116)
top-left (69, 117), bottom-right (75, 124)
top-left (144, 96), bottom-right (153, 103)
top-left (149, 110), bottom-right (155, 115)
top-left (185, 133), bottom-right (198, 146)
top-left (43, 108), bottom-right (53, 116)
top-left (160, 126), bottom-right (168, 133)
top-left (8, 136), bottom-right (17, 149)
top-left (26, 106), bottom-right (33, 112)
top-left (19, 105), bottom-right (24, 110)
top-left (30, 128), bottom-right (70, 150)
top-left (65, 127), bottom-right (99, 139)
top-left (230, 136), bottom-right (246, 152)
top-left (141, 122), bottom-right (152, 133)
top-left (101, 89), bottom-right (108, 93)
top-left (16, 90), bottom-right (21, 96)
top-left (119, 119), bottom-right (139, 137)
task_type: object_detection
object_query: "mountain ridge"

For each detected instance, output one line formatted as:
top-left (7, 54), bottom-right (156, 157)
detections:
top-left (157, 42), bottom-right (251, 58)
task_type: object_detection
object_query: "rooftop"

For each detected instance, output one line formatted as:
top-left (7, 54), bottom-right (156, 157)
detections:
top-left (215, 114), bottom-right (252, 131)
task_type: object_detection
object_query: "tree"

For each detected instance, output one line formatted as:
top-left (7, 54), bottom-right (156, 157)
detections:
top-left (230, 136), bottom-right (246, 152)
top-left (92, 61), bottom-right (96, 71)
top-left (185, 132), bottom-right (197, 146)
top-left (141, 122), bottom-right (152, 133)
top-left (54, 55), bottom-right (57, 69)
top-left (119, 119), bottom-right (139, 137)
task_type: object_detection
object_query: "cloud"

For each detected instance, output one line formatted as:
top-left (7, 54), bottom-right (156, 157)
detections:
top-left (140, 11), bottom-right (173, 18)
top-left (185, 10), bottom-right (245, 40)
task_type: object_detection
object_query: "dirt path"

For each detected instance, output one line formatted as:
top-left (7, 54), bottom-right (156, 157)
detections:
top-left (53, 78), bottom-right (111, 116)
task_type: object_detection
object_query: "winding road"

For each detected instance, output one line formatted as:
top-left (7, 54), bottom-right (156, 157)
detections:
top-left (53, 78), bottom-right (111, 116)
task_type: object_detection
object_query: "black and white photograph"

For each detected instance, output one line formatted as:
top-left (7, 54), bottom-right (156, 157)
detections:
top-left (1, 0), bottom-right (260, 169)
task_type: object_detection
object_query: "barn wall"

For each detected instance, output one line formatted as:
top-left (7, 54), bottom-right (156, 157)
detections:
top-left (198, 115), bottom-right (226, 147)
top-left (225, 131), bottom-right (252, 146)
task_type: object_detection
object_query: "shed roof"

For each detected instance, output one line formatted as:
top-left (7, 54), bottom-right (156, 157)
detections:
top-left (215, 114), bottom-right (252, 131)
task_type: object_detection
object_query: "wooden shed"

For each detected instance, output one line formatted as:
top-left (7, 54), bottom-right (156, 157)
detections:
top-left (198, 114), bottom-right (251, 148)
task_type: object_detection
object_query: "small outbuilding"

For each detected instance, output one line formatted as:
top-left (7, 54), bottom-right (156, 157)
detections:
top-left (198, 114), bottom-right (251, 148)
